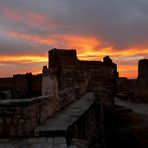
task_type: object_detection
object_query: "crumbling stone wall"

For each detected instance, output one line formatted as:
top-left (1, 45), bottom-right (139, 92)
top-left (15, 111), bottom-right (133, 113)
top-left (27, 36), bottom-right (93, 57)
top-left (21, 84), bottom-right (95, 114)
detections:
top-left (0, 95), bottom-right (59, 137)
top-left (0, 78), bottom-right (14, 99)
top-left (136, 59), bottom-right (148, 101)
top-left (138, 59), bottom-right (148, 79)
top-left (42, 48), bottom-right (118, 110)
top-left (117, 79), bottom-right (137, 92)
top-left (117, 58), bottom-right (148, 102)
top-left (0, 78), bottom-right (13, 90)
top-left (0, 48), bottom-right (118, 138)
top-left (0, 89), bottom-right (13, 100)
top-left (133, 79), bottom-right (148, 102)
top-left (31, 74), bottom-right (42, 96)
top-left (48, 48), bottom-right (118, 89)
top-left (0, 74), bottom-right (42, 99)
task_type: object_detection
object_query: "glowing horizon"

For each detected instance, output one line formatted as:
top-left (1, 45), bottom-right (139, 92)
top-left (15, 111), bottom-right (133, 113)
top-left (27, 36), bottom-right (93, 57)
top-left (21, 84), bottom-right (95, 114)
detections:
top-left (1, 31), bottom-right (147, 78)
top-left (0, 47), bottom-right (142, 79)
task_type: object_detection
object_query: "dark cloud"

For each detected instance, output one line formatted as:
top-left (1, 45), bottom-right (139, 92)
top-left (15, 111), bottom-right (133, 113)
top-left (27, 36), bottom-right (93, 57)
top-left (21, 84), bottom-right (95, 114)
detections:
top-left (0, 31), bottom-right (51, 56)
top-left (1, 0), bottom-right (148, 50)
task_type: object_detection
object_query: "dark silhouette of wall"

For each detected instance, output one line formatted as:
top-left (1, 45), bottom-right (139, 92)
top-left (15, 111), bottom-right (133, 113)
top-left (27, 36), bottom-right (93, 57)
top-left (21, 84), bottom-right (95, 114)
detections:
top-left (0, 73), bottom-right (42, 99)
top-left (138, 59), bottom-right (148, 79)
top-left (0, 48), bottom-right (118, 138)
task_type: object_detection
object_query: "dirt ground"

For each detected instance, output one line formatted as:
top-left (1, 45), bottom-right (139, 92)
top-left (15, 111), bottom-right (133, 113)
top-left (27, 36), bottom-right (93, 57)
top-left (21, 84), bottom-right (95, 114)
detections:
top-left (104, 106), bottom-right (148, 148)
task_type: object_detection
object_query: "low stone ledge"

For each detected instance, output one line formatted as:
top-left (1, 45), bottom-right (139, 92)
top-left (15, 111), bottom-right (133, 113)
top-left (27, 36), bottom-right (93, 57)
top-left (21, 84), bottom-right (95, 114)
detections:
top-left (35, 92), bottom-right (96, 137)
top-left (0, 95), bottom-right (50, 106)
top-left (0, 137), bottom-right (67, 148)
top-left (0, 95), bottom-right (59, 137)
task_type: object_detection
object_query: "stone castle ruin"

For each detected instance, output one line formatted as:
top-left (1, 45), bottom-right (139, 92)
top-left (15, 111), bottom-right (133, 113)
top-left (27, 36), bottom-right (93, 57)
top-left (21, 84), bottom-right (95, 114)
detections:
top-left (0, 48), bottom-right (118, 147)
top-left (0, 73), bottom-right (42, 99)
top-left (0, 48), bottom-right (148, 148)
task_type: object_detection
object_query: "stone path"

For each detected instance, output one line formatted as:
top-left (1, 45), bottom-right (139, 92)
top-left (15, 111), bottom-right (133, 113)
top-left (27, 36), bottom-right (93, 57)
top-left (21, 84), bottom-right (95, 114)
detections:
top-left (0, 137), bottom-right (68, 148)
top-left (35, 92), bottom-right (95, 137)
top-left (115, 98), bottom-right (148, 116)
top-left (0, 92), bottom-right (96, 148)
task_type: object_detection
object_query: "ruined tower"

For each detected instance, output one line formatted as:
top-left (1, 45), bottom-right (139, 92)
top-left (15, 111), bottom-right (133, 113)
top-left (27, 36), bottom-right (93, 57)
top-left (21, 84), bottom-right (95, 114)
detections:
top-left (138, 59), bottom-right (148, 79)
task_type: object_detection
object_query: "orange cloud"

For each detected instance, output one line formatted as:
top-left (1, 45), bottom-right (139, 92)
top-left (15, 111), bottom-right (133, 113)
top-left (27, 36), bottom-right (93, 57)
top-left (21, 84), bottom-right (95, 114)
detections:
top-left (2, 8), bottom-right (21, 22)
top-left (2, 7), bottom-right (60, 30)
top-left (0, 55), bottom-right (47, 63)
top-left (8, 31), bottom-right (148, 78)
top-left (0, 54), bottom-right (46, 77)
top-left (9, 32), bottom-right (56, 45)
top-left (117, 64), bottom-right (138, 78)
top-left (0, 62), bottom-right (43, 78)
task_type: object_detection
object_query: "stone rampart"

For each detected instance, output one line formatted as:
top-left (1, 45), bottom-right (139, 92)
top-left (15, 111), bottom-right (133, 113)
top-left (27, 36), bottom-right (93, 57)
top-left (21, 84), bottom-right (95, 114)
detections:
top-left (0, 74), bottom-right (42, 99)
top-left (0, 95), bottom-right (59, 137)
top-left (0, 48), bottom-right (118, 138)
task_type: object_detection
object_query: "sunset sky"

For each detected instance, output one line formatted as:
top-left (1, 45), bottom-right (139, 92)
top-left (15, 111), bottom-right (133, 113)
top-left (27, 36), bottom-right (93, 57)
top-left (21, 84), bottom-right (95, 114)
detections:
top-left (0, 0), bottom-right (148, 78)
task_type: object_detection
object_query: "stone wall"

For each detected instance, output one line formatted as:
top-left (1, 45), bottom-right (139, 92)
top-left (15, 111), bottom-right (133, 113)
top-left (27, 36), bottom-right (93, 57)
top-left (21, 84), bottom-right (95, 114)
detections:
top-left (48, 48), bottom-right (77, 69)
top-left (0, 78), bottom-right (14, 99)
top-left (30, 75), bottom-right (42, 96)
top-left (117, 58), bottom-right (148, 102)
top-left (136, 59), bottom-right (148, 102)
top-left (0, 48), bottom-right (117, 100)
top-left (48, 48), bottom-right (118, 88)
top-left (0, 78), bottom-right (13, 90)
top-left (117, 79), bottom-right (137, 92)
top-left (42, 68), bottom-right (90, 109)
top-left (67, 102), bottom-right (97, 146)
top-left (0, 95), bottom-right (59, 137)
top-left (41, 48), bottom-right (118, 116)
top-left (0, 73), bottom-right (42, 99)
top-left (138, 59), bottom-right (148, 79)
top-left (0, 92), bottom-right (97, 148)
top-left (134, 79), bottom-right (148, 102)
top-left (0, 66), bottom-right (91, 138)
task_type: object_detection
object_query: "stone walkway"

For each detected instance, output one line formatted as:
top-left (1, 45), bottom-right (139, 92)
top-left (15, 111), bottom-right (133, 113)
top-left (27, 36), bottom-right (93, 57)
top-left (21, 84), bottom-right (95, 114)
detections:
top-left (0, 92), bottom-right (96, 148)
top-left (35, 92), bottom-right (95, 137)
top-left (115, 98), bottom-right (148, 116)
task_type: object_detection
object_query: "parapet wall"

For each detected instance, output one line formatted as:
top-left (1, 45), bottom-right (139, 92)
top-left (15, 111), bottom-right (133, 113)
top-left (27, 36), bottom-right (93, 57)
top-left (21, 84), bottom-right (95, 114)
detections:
top-left (0, 74), bottom-right (42, 99)
top-left (0, 68), bottom-right (91, 137)
top-left (0, 95), bottom-right (59, 137)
